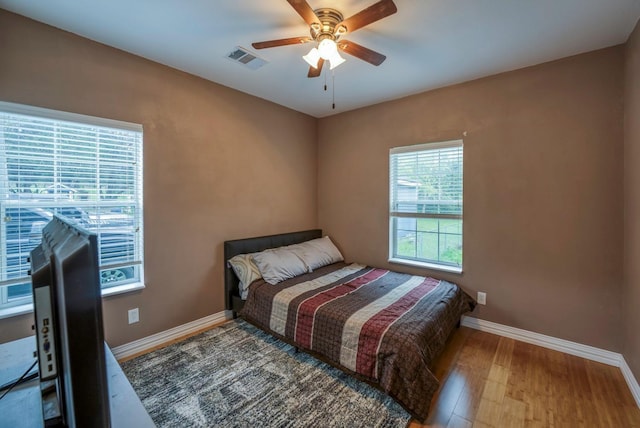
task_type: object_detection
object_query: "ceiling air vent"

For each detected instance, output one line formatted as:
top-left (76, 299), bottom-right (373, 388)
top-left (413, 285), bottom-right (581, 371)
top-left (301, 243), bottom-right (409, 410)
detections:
top-left (226, 47), bottom-right (268, 70)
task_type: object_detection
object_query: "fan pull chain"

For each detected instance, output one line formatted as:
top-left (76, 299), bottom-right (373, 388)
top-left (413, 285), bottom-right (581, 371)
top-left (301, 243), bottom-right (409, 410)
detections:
top-left (324, 71), bottom-right (327, 91)
top-left (332, 72), bottom-right (335, 110)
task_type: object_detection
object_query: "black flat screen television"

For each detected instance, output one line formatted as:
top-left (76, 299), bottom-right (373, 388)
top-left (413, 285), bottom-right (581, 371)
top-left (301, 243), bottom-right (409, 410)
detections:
top-left (30, 215), bottom-right (110, 427)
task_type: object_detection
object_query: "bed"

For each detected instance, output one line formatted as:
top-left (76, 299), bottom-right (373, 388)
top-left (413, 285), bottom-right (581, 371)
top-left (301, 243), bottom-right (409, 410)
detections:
top-left (224, 229), bottom-right (475, 421)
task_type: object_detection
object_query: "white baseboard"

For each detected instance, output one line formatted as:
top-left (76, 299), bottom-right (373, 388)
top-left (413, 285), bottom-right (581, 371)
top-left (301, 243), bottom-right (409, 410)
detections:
top-left (461, 316), bottom-right (621, 366)
top-left (461, 316), bottom-right (640, 408)
top-left (111, 310), bottom-right (232, 360)
top-left (621, 358), bottom-right (640, 407)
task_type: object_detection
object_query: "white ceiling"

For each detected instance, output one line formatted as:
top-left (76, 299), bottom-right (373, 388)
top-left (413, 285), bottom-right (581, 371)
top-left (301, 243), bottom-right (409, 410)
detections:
top-left (1, 0), bottom-right (639, 118)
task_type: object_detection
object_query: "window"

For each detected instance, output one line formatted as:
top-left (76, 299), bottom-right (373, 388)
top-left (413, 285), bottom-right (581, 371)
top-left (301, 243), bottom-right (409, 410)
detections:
top-left (389, 140), bottom-right (463, 272)
top-left (0, 102), bottom-right (143, 311)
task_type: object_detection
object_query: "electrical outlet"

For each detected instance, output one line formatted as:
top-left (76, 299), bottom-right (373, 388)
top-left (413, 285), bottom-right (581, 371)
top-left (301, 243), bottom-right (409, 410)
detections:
top-left (477, 292), bottom-right (487, 305)
top-left (128, 308), bottom-right (139, 324)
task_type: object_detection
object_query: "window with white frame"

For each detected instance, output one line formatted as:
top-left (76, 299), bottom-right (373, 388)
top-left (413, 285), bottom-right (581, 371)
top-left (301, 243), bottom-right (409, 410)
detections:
top-left (0, 102), bottom-right (143, 311)
top-left (389, 140), bottom-right (463, 272)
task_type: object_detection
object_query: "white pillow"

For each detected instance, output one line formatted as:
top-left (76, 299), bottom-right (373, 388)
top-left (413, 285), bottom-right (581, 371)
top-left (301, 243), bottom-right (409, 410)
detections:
top-left (228, 253), bottom-right (262, 299)
top-left (251, 247), bottom-right (308, 285)
top-left (293, 236), bottom-right (344, 271)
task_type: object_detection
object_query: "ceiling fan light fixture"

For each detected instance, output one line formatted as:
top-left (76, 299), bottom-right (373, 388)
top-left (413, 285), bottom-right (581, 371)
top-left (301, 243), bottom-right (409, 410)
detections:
top-left (317, 38), bottom-right (337, 60)
top-left (329, 52), bottom-right (345, 70)
top-left (303, 47), bottom-right (321, 68)
top-left (316, 38), bottom-right (346, 70)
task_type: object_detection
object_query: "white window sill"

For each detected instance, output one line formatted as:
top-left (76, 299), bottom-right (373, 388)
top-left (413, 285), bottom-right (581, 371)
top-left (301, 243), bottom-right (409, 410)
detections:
top-left (102, 281), bottom-right (146, 298)
top-left (0, 281), bottom-right (146, 320)
top-left (388, 258), bottom-right (463, 274)
top-left (0, 303), bottom-right (34, 320)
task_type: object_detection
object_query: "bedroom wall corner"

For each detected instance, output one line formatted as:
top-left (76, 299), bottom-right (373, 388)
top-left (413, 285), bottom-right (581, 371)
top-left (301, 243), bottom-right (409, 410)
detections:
top-left (624, 17), bottom-right (640, 383)
top-left (317, 46), bottom-right (625, 352)
top-left (0, 10), bottom-right (318, 346)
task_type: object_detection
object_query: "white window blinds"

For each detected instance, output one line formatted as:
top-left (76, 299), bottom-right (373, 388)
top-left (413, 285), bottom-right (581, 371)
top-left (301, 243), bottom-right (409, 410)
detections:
top-left (390, 140), bottom-right (463, 218)
top-left (0, 102), bottom-right (143, 308)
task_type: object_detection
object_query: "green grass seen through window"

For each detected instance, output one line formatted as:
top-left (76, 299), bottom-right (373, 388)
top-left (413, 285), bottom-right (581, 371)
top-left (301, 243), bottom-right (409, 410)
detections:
top-left (396, 218), bottom-right (462, 265)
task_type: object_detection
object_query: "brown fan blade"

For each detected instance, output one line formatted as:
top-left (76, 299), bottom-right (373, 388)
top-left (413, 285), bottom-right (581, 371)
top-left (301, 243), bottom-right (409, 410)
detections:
top-left (252, 37), bottom-right (312, 49)
top-left (307, 58), bottom-right (325, 78)
top-left (287, 0), bottom-right (320, 26)
top-left (338, 0), bottom-right (397, 34)
top-left (338, 40), bottom-right (386, 66)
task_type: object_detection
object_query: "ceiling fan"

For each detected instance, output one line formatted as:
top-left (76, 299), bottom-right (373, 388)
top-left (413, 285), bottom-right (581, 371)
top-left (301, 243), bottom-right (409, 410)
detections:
top-left (252, 0), bottom-right (397, 78)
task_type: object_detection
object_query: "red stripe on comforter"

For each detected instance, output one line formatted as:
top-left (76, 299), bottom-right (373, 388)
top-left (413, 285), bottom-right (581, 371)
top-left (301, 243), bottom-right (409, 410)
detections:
top-left (355, 277), bottom-right (440, 378)
top-left (294, 268), bottom-right (387, 348)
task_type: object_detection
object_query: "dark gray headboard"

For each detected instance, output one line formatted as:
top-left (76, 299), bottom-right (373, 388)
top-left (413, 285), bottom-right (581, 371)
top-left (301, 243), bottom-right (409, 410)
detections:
top-left (224, 229), bottom-right (322, 314)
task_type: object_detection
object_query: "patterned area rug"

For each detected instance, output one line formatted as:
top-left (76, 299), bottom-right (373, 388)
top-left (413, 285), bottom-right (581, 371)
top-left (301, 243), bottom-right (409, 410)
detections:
top-left (121, 319), bottom-right (411, 427)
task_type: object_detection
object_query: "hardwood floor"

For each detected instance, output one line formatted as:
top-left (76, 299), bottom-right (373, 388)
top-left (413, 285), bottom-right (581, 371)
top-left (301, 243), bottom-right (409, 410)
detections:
top-left (411, 327), bottom-right (640, 428)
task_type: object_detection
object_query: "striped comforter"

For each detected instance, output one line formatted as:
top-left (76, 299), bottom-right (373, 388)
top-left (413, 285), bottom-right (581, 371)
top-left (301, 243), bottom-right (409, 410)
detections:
top-left (240, 262), bottom-right (475, 421)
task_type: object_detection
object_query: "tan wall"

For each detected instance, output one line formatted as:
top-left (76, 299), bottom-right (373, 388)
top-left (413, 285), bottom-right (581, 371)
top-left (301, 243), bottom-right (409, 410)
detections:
top-left (318, 47), bottom-right (624, 351)
top-left (0, 9), bottom-right (631, 357)
top-left (624, 19), bottom-right (640, 380)
top-left (0, 11), bottom-right (318, 346)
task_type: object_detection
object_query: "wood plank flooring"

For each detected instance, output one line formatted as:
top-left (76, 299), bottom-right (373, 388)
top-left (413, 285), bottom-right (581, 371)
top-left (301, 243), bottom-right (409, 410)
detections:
top-left (411, 328), bottom-right (640, 427)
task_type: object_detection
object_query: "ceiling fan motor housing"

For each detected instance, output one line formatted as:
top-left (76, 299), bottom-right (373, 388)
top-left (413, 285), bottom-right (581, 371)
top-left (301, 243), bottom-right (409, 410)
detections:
top-left (311, 8), bottom-right (346, 42)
